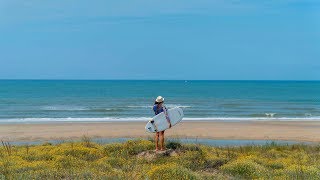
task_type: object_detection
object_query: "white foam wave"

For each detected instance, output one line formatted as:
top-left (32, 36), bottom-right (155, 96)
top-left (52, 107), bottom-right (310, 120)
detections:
top-left (41, 106), bottom-right (88, 111)
top-left (166, 104), bottom-right (192, 108)
top-left (0, 117), bottom-right (151, 123)
top-left (127, 105), bottom-right (192, 108)
top-left (127, 106), bottom-right (153, 108)
top-left (1, 117), bottom-right (320, 123)
top-left (265, 113), bottom-right (276, 117)
top-left (183, 117), bottom-right (320, 121)
top-left (104, 108), bottom-right (121, 111)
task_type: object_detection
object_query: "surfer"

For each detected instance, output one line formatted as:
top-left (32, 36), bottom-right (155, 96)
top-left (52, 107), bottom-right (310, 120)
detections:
top-left (153, 96), bottom-right (172, 151)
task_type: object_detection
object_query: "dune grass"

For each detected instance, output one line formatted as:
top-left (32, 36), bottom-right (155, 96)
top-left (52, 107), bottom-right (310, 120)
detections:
top-left (0, 138), bottom-right (320, 179)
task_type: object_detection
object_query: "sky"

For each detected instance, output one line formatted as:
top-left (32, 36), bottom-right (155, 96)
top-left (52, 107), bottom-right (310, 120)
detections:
top-left (0, 0), bottom-right (319, 80)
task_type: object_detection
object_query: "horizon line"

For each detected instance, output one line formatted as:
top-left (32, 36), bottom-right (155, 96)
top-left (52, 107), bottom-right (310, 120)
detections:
top-left (0, 79), bottom-right (319, 81)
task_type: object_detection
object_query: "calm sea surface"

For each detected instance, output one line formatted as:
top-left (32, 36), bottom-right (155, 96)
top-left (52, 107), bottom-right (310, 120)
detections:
top-left (0, 80), bottom-right (319, 123)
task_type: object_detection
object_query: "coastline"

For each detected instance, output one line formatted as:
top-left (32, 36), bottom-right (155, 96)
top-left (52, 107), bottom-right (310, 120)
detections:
top-left (1, 120), bottom-right (320, 142)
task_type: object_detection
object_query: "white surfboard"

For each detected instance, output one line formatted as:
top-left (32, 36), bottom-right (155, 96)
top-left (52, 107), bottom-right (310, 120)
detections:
top-left (145, 107), bottom-right (184, 133)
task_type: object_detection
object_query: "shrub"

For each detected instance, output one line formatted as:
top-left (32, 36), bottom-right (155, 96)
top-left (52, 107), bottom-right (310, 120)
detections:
top-left (147, 163), bottom-right (200, 180)
top-left (105, 157), bottom-right (126, 169)
top-left (204, 157), bottom-right (228, 169)
top-left (178, 150), bottom-right (206, 170)
top-left (181, 144), bottom-right (202, 152)
top-left (63, 146), bottom-right (102, 161)
top-left (104, 140), bottom-right (153, 157)
top-left (265, 161), bottom-right (284, 170)
top-left (53, 155), bottom-right (87, 170)
top-left (103, 143), bottom-right (124, 156)
top-left (22, 151), bottom-right (54, 162)
top-left (166, 141), bottom-right (182, 150)
top-left (221, 159), bottom-right (266, 179)
top-left (283, 165), bottom-right (320, 179)
top-left (1, 139), bottom-right (320, 179)
top-left (123, 140), bottom-right (154, 155)
top-left (42, 142), bottom-right (53, 146)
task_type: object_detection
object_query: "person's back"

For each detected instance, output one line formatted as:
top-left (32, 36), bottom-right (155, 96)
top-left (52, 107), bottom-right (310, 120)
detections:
top-left (153, 102), bottom-right (166, 115)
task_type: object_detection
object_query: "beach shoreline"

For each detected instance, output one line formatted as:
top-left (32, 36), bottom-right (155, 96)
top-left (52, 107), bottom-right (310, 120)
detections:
top-left (1, 120), bottom-right (320, 142)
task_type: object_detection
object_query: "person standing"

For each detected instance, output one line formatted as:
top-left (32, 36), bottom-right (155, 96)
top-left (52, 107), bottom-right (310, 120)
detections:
top-left (153, 96), bottom-right (171, 151)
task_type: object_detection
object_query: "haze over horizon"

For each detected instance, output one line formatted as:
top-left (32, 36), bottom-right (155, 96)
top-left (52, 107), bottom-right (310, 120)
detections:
top-left (1, 0), bottom-right (319, 80)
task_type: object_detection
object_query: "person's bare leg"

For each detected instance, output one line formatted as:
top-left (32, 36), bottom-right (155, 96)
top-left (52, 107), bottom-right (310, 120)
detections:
top-left (155, 132), bottom-right (159, 151)
top-left (160, 131), bottom-right (165, 151)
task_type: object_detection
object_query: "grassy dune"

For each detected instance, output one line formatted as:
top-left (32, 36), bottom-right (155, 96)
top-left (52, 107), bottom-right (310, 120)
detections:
top-left (1, 138), bottom-right (320, 179)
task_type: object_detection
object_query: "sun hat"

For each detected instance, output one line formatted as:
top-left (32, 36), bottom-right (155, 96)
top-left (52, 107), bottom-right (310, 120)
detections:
top-left (155, 96), bottom-right (164, 103)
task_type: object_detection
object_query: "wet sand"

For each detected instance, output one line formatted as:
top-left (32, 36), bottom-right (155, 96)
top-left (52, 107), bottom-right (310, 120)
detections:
top-left (1, 121), bottom-right (320, 142)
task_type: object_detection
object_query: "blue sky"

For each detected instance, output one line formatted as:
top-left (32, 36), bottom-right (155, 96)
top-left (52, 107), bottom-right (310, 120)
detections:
top-left (0, 0), bottom-right (319, 80)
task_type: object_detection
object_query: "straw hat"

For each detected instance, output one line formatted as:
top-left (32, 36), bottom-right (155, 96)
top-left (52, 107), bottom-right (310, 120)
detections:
top-left (155, 96), bottom-right (164, 103)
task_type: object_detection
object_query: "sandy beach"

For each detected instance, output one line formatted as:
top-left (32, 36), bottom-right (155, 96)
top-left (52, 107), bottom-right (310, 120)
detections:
top-left (1, 121), bottom-right (320, 142)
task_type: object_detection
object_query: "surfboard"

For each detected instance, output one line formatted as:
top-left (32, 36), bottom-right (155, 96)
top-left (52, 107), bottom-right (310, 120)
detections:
top-left (145, 107), bottom-right (184, 133)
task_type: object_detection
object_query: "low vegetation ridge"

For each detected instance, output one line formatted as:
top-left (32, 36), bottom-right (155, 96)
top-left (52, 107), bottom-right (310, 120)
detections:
top-left (1, 138), bottom-right (320, 179)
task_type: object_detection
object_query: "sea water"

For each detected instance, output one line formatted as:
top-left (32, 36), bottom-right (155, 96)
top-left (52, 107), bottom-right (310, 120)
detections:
top-left (0, 80), bottom-right (319, 123)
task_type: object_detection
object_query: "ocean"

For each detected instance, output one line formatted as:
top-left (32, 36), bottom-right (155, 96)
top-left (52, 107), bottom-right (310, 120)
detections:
top-left (0, 80), bottom-right (319, 123)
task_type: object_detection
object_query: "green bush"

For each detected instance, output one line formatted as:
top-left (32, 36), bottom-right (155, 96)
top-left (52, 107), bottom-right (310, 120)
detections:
top-left (166, 141), bottom-right (182, 150)
top-left (221, 159), bottom-right (266, 179)
top-left (148, 164), bottom-right (200, 180)
top-left (0, 139), bottom-right (320, 179)
top-left (178, 150), bottom-right (206, 170)
top-left (63, 147), bottom-right (102, 161)
top-left (103, 143), bottom-right (124, 156)
top-left (54, 155), bottom-right (87, 170)
top-left (283, 165), bottom-right (320, 179)
top-left (103, 140), bottom-right (153, 157)
top-left (123, 139), bottom-right (154, 155)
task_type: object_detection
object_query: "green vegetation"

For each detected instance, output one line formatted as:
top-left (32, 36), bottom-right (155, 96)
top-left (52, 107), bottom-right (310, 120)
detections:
top-left (1, 138), bottom-right (320, 179)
